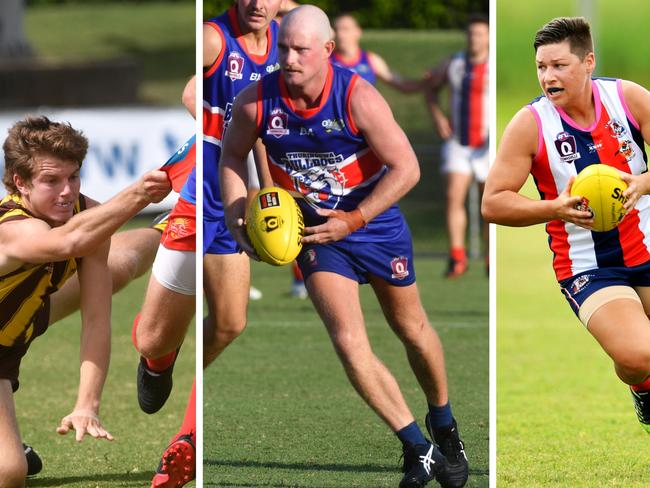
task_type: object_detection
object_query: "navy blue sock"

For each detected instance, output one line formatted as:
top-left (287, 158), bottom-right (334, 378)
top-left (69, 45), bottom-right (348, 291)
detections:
top-left (396, 421), bottom-right (427, 448)
top-left (428, 402), bottom-right (453, 429)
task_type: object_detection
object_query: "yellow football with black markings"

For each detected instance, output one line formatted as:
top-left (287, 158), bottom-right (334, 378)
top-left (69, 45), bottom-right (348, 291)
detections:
top-left (570, 164), bottom-right (628, 232)
top-left (246, 187), bottom-right (304, 266)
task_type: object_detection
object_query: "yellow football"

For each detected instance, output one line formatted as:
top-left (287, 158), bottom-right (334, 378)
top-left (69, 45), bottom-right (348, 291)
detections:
top-left (246, 187), bottom-right (304, 266)
top-left (570, 164), bottom-right (628, 232)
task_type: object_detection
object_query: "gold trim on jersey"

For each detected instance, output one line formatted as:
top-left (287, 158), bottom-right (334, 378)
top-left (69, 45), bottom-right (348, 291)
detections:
top-left (0, 194), bottom-right (85, 347)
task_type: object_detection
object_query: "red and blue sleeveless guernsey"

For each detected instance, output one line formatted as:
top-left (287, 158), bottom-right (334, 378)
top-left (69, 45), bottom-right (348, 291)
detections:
top-left (202, 7), bottom-right (280, 218)
top-left (257, 64), bottom-right (407, 243)
top-left (331, 49), bottom-right (377, 85)
top-left (528, 78), bottom-right (650, 282)
top-left (447, 52), bottom-right (488, 148)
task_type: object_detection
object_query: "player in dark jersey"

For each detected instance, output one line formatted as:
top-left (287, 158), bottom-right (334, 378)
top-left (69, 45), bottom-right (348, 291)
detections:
top-left (0, 116), bottom-right (170, 486)
top-left (220, 6), bottom-right (469, 488)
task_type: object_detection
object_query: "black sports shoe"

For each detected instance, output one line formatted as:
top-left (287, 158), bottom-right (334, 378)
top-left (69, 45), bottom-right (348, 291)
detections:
top-left (24, 443), bottom-right (43, 476)
top-left (426, 416), bottom-right (469, 488)
top-left (137, 350), bottom-right (179, 414)
top-left (630, 387), bottom-right (650, 433)
top-left (399, 441), bottom-right (446, 488)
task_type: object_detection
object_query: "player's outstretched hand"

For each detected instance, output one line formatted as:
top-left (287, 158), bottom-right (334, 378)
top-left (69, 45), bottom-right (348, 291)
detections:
top-left (230, 217), bottom-right (260, 261)
top-left (303, 208), bottom-right (365, 244)
top-left (140, 170), bottom-right (173, 203)
top-left (57, 409), bottom-right (114, 442)
top-left (554, 177), bottom-right (595, 229)
top-left (620, 171), bottom-right (650, 211)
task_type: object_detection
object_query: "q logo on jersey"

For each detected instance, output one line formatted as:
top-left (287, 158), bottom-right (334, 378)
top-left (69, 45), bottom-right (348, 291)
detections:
top-left (226, 52), bottom-right (244, 81)
top-left (390, 256), bottom-right (410, 280)
top-left (267, 108), bottom-right (289, 138)
top-left (554, 132), bottom-right (581, 163)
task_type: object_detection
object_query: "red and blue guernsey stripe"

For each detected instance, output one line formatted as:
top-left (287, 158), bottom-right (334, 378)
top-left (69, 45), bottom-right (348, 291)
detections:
top-left (159, 135), bottom-right (195, 200)
top-left (257, 64), bottom-right (406, 243)
top-left (529, 78), bottom-right (650, 281)
top-left (449, 53), bottom-right (488, 148)
top-left (331, 49), bottom-right (377, 85)
top-left (202, 6), bottom-right (280, 216)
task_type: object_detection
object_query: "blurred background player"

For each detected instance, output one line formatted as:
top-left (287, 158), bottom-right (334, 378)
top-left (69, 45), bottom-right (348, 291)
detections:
top-left (220, 6), bottom-right (469, 488)
top-left (332, 12), bottom-right (425, 92)
top-left (0, 116), bottom-right (171, 487)
top-left (424, 14), bottom-right (489, 278)
top-left (202, 0), bottom-right (283, 366)
top-left (483, 16), bottom-right (650, 438)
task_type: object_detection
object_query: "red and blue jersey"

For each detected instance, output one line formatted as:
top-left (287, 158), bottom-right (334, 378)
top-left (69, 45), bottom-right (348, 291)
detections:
top-left (257, 64), bottom-right (406, 243)
top-left (159, 135), bottom-right (196, 204)
top-left (331, 49), bottom-right (376, 85)
top-left (447, 52), bottom-right (488, 148)
top-left (202, 7), bottom-right (280, 218)
top-left (528, 78), bottom-right (650, 281)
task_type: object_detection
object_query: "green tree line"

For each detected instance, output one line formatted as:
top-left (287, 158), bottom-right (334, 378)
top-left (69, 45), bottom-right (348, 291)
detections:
top-left (204, 0), bottom-right (488, 28)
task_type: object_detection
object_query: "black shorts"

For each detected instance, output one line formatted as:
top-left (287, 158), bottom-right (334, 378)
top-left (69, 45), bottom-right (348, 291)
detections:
top-left (0, 301), bottom-right (50, 392)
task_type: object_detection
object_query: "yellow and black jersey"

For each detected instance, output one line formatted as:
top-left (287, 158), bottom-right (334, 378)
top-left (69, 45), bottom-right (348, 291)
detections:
top-left (0, 193), bottom-right (87, 347)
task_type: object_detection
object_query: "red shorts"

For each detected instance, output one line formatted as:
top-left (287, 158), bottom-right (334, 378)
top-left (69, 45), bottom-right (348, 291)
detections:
top-left (160, 198), bottom-right (196, 252)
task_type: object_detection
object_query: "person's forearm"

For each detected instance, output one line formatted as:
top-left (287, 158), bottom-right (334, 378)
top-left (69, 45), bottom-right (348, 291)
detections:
top-left (75, 320), bottom-right (111, 413)
top-left (220, 156), bottom-right (250, 230)
top-left (357, 163), bottom-right (419, 223)
top-left (482, 190), bottom-right (557, 226)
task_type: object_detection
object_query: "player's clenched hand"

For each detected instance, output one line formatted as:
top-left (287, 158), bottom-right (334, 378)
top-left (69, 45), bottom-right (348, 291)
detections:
top-left (303, 208), bottom-right (366, 244)
top-left (57, 409), bottom-right (114, 442)
top-left (140, 170), bottom-right (173, 203)
top-left (553, 177), bottom-right (594, 229)
top-left (620, 171), bottom-right (650, 211)
top-left (229, 217), bottom-right (260, 261)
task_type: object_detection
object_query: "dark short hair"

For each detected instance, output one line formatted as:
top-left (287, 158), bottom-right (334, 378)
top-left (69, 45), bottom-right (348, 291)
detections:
top-left (467, 13), bottom-right (489, 28)
top-left (3, 116), bottom-right (88, 194)
top-left (534, 17), bottom-right (593, 60)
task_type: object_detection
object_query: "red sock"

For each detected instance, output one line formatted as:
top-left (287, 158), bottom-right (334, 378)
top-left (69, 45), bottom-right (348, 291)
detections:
top-left (292, 260), bottom-right (304, 282)
top-left (132, 313), bottom-right (178, 372)
top-left (450, 247), bottom-right (467, 262)
top-left (632, 376), bottom-right (650, 391)
top-left (174, 379), bottom-right (196, 444)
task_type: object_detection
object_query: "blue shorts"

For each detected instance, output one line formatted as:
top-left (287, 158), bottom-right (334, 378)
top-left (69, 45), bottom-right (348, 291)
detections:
top-left (559, 260), bottom-right (650, 317)
top-left (298, 228), bottom-right (416, 286)
top-left (203, 216), bottom-right (239, 255)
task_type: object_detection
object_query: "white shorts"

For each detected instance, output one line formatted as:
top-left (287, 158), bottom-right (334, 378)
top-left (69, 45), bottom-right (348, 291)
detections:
top-left (441, 138), bottom-right (489, 183)
top-left (151, 244), bottom-right (196, 296)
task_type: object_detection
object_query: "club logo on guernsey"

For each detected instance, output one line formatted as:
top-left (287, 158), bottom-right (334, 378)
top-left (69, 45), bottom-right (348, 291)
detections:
top-left (322, 118), bottom-right (345, 133)
top-left (616, 140), bottom-right (635, 162)
top-left (606, 119), bottom-right (626, 138)
top-left (226, 52), bottom-right (245, 81)
top-left (267, 108), bottom-right (290, 138)
top-left (390, 257), bottom-right (409, 280)
top-left (554, 132), bottom-right (581, 163)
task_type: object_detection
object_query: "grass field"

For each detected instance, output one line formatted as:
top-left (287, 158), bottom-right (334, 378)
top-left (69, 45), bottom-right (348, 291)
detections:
top-left (25, 2), bottom-right (195, 104)
top-left (204, 255), bottom-right (488, 487)
top-left (16, 218), bottom-right (195, 487)
top-left (497, 1), bottom-right (650, 486)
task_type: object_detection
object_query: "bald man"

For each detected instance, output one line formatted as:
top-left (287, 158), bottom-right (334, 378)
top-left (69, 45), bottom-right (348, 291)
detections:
top-left (220, 6), bottom-right (469, 488)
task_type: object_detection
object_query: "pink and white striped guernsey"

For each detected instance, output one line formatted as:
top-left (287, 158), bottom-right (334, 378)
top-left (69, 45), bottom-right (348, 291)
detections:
top-left (528, 78), bottom-right (650, 281)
